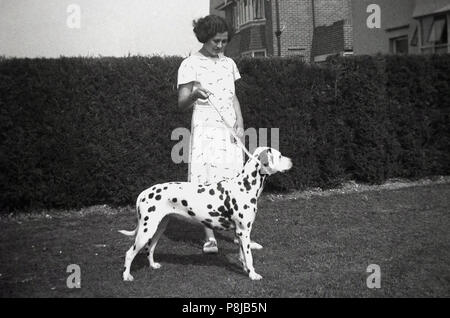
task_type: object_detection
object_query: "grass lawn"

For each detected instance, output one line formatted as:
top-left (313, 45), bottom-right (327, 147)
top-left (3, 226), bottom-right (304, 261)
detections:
top-left (0, 180), bottom-right (449, 297)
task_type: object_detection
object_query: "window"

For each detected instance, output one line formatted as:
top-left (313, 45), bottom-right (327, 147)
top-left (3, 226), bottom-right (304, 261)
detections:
top-left (390, 36), bottom-right (409, 55)
top-left (420, 15), bottom-right (449, 54)
top-left (241, 49), bottom-right (267, 58)
top-left (234, 0), bottom-right (266, 28)
top-left (428, 16), bottom-right (447, 44)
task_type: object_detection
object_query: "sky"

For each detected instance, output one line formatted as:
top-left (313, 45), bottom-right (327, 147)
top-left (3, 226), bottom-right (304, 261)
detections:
top-left (0, 0), bottom-right (210, 58)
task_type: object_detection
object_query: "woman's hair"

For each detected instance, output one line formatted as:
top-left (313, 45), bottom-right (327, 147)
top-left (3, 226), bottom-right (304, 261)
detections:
top-left (193, 15), bottom-right (232, 43)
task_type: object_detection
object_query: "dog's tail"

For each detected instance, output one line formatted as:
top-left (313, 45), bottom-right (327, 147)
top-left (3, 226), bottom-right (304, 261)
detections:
top-left (118, 228), bottom-right (137, 236)
top-left (118, 201), bottom-right (141, 237)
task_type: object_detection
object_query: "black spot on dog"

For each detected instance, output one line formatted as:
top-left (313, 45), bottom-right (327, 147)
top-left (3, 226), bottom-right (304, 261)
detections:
top-left (207, 204), bottom-right (212, 209)
top-left (156, 189), bottom-right (162, 193)
top-left (133, 245), bottom-right (136, 250)
top-left (144, 228), bottom-right (148, 233)
top-left (144, 216), bottom-right (149, 221)
top-left (209, 189), bottom-right (215, 195)
top-left (138, 207), bottom-right (142, 219)
top-left (155, 195), bottom-right (161, 200)
top-left (219, 194), bottom-right (224, 200)
top-left (219, 219), bottom-right (231, 228)
top-left (163, 186), bottom-right (168, 190)
top-left (247, 222), bottom-right (251, 228)
top-left (181, 200), bottom-right (188, 206)
top-left (148, 206), bottom-right (156, 213)
top-left (243, 176), bottom-right (252, 191)
top-left (251, 170), bottom-right (257, 178)
top-left (237, 232), bottom-right (243, 237)
top-left (250, 198), bottom-right (256, 204)
top-left (218, 206), bottom-right (227, 214)
top-left (149, 193), bottom-right (154, 199)
top-left (188, 211), bottom-right (195, 216)
top-left (198, 188), bottom-right (205, 193)
top-left (251, 179), bottom-right (257, 185)
top-left (244, 204), bottom-right (249, 209)
top-left (238, 213), bottom-right (243, 218)
top-left (234, 204), bottom-right (239, 211)
top-left (247, 244), bottom-right (250, 249)
top-left (144, 222), bottom-right (147, 226)
top-left (217, 182), bottom-right (225, 193)
top-left (141, 198), bottom-right (145, 202)
top-left (172, 198), bottom-right (177, 203)
top-left (209, 212), bottom-right (220, 217)
top-left (205, 218), bottom-right (212, 223)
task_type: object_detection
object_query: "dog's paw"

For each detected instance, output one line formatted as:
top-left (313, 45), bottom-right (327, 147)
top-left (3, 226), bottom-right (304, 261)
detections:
top-left (249, 272), bottom-right (263, 280)
top-left (123, 273), bottom-right (134, 281)
top-left (150, 262), bottom-right (161, 269)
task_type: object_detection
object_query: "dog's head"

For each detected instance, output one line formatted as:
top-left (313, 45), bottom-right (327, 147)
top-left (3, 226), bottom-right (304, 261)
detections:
top-left (252, 147), bottom-right (293, 175)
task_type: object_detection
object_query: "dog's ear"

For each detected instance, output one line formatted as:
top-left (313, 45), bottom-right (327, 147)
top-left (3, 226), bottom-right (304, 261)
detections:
top-left (258, 149), bottom-right (275, 175)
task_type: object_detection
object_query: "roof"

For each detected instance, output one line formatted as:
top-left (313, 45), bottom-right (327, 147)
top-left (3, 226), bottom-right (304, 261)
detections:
top-left (413, 0), bottom-right (450, 18)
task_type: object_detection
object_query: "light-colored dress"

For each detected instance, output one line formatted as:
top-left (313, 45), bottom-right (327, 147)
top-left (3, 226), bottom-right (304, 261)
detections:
top-left (177, 52), bottom-right (243, 184)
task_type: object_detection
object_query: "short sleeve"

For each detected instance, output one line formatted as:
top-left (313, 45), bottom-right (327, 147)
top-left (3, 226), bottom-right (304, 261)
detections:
top-left (231, 59), bottom-right (241, 81)
top-left (177, 58), bottom-right (197, 89)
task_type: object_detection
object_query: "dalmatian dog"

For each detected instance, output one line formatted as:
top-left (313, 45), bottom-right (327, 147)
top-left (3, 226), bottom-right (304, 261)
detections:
top-left (119, 147), bottom-right (292, 281)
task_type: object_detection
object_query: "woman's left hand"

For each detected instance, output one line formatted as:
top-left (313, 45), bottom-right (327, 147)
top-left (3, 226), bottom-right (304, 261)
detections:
top-left (234, 122), bottom-right (244, 138)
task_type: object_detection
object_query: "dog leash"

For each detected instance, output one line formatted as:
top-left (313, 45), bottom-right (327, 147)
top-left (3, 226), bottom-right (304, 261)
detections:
top-left (206, 93), bottom-right (262, 166)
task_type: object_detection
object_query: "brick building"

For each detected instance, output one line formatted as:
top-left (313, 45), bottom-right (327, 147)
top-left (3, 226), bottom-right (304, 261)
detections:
top-left (212, 0), bottom-right (353, 61)
top-left (211, 0), bottom-right (450, 60)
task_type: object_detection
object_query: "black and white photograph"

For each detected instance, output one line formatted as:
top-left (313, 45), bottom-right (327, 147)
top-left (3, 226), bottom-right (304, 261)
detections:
top-left (0, 0), bottom-right (449, 302)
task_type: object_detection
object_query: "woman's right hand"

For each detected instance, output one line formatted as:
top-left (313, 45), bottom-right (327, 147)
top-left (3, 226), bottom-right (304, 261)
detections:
top-left (191, 86), bottom-right (212, 101)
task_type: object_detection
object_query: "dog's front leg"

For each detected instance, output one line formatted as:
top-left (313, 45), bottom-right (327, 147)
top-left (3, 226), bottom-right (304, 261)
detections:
top-left (236, 230), bottom-right (262, 280)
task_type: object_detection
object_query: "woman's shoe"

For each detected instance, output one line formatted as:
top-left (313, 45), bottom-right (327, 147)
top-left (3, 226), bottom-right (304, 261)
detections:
top-left (203, 239), bottom-right (218, 253)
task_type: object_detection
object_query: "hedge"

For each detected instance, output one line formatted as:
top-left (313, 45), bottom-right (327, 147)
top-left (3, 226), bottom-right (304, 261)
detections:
top-left (0, 54), bottom-right (449, 211)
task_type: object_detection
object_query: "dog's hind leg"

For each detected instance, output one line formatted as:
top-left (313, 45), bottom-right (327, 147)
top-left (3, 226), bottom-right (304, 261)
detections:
top-left (146, 216), bottom-right (170, 269)
top-left (122, 214), bottom-right (166, 281)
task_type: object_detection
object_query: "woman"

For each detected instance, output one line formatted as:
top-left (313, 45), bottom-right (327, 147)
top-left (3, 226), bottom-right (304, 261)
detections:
top-left (177, 15), bottom-right (261, 253)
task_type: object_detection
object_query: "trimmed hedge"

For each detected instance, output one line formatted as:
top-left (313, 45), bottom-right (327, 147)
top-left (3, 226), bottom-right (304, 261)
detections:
top-left (0, 54), bottom-right (449, 211)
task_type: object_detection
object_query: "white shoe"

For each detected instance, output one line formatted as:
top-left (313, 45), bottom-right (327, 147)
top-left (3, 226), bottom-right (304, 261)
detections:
top-left (203, 239), bottom-right (218, 253)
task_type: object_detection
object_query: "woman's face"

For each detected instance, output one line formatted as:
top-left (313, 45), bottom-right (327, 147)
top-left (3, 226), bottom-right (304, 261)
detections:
top-left (202, 32), bottom-right (228, 57)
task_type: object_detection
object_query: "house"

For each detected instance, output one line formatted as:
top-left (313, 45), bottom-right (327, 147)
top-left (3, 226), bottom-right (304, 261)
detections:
top-left (352, 0), bottom-right (450, 55)
top-left (212, 0), bottom-right (450, 60)
top-left (213, 0), bottom-right (353, 61)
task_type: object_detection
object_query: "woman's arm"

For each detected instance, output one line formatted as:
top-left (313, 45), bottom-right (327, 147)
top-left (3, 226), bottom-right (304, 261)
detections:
top-left (233, 94), bottom-right (244, 138)
top-left (178, 82), bottom-right (211, 112)
top-left (178, 82), bottom-right (195, 111)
